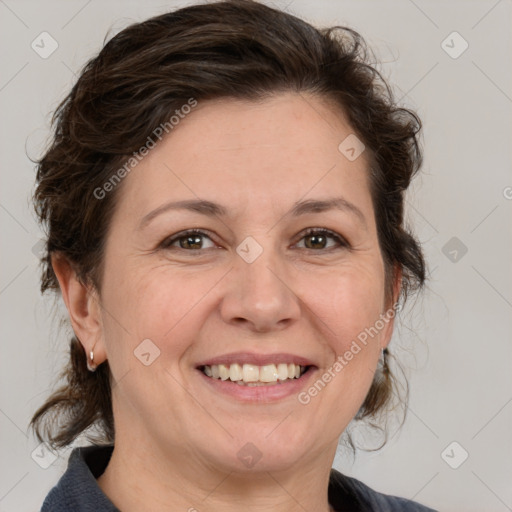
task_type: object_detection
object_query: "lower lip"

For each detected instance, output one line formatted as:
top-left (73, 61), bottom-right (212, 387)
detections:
top-left (197, 368), bottom-right (317, 402)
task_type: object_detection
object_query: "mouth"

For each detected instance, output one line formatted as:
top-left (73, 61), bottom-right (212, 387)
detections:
top-left (194, 353), bottom-right (317, 401)
top-left (198, 363), bottom-right (312, 386)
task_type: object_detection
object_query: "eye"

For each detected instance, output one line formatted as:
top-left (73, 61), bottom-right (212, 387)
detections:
top-left (295, 228), bottom-right (349, 251)
top-left (159, 227), bottom-right (349, 253)
top-left (160, 229), bottom-right (217, 250)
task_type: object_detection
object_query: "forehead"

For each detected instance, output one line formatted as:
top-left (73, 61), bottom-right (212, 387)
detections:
top-left (115, 93), bottom-right (373, 223)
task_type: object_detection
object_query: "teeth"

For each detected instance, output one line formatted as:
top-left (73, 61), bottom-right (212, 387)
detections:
top-left (202, 363), bottom-right (306, 384)
top-left (229, 363), bottom-right (243, 381)
top-left (242, 364), bottom-right (259, 382)
top-left (219, 364), bottom-right (230, 381)
top-left (277, 363), bottom-right (288, 380)
top-left (259, 364), bottom-right (278, 383)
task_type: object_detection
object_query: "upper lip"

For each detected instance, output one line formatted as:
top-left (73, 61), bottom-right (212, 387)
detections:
top-left (196, 352), bottom-right (316, 368)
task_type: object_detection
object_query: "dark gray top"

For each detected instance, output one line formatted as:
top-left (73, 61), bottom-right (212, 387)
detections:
top-left (41, 445), bottom-right (437, 511)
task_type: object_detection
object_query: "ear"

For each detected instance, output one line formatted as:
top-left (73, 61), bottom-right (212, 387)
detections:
top-left (381, 264), bottom-right (402, 350)
top-left (51, 253), bottom-right (107, 366)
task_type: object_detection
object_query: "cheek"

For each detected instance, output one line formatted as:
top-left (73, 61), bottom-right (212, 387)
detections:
top-left (292, 262), bottom-right (387, 434)
top-left (97, 265), bottom-right (222, 421)
top-left (308, 260), bottom-right (385, 402)
top-left (99, 262), bottom-right (223, 363)
top-left (320, 259), bottom-right (386, 348)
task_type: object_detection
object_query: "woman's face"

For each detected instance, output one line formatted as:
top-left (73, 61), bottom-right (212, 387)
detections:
top-left (95, 92), bottom-right (397, 473)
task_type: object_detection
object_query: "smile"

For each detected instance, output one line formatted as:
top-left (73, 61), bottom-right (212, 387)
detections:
top-left (201, 363), bottom-right (309, 386)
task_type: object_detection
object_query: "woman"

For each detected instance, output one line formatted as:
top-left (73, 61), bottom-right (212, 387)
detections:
top-left (31, 1), bottom-right (435, 510)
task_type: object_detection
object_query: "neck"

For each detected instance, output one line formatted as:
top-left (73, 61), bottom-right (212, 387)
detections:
top-left (97, 434), bottom-right (337, 512)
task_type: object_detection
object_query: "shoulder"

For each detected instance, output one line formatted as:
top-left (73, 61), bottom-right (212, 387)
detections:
top-left (41, 445), bottom-right (118, 512)
top-left (329, 468), bottom-right (438, 512)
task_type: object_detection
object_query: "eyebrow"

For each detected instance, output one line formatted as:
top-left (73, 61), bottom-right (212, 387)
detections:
top-left (139, 199), bottom-right (228, 229)
top-left (290, 198), bottom-right (366, 227)
top-left (139, 196), bottom-right (367, 230)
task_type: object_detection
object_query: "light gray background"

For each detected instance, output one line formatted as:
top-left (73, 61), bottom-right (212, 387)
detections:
top-left (1, 1), bottom-right (511, 511)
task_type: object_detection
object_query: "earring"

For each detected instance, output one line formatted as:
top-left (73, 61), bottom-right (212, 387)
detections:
top-left (379, 347), bottom-right (389, 374)
top-left (86, 343), bottom-right (98, 372)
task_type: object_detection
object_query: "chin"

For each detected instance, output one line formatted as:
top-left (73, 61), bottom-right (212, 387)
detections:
top-left (201, 426), bottom-right (314, 474)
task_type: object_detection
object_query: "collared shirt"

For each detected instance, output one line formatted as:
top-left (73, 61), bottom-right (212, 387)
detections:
top-left (41, 445), bottom-right (437, 512)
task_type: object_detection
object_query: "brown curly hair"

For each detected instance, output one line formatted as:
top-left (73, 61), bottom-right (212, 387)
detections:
top-left (30, 0), bottom-right (425, 450)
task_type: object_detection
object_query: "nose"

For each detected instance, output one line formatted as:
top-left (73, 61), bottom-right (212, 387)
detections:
top-left (219, 247), bottom-right (301, 333)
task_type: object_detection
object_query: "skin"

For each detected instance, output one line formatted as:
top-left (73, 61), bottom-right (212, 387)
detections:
top-left (53, 92), bottom-right (400, 512)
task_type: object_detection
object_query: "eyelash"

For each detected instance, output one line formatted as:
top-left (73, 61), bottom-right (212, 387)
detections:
top-left (159, 228), bottom-right (349, 252)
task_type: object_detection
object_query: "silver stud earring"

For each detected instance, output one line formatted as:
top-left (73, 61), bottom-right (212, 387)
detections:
top-left (86, 344), bottom-right (97, 372)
